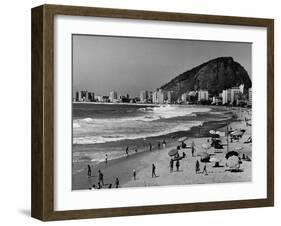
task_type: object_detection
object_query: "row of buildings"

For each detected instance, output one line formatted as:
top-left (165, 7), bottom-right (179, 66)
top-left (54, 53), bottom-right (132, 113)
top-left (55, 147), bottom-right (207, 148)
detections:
top-left (74, 84), bottom-right (252, 106)
top-left (179, 84), bottom-right (252, 106)
top-left (74, 90), bottom-right (134, 103)
top-left (140, 83), bottom-right (251, 106)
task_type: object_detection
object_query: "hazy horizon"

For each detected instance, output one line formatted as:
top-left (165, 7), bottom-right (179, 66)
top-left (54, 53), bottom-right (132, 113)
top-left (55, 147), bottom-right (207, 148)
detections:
top-left (73, 35), bottom-right (252, 97)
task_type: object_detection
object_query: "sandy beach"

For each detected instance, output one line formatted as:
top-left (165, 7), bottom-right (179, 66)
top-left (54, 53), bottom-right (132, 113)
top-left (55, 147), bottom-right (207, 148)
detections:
top-left (72, 106), bottom-right (252, 190)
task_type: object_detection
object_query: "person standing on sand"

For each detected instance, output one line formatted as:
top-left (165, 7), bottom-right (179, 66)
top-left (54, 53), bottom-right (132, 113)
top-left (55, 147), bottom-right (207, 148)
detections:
top-left (196, 160), bottom-right (200, 174)
top-left (158, 141), bottom-right (161, 149)
top-left (133, 169), bottom-right (136, 180)
top-left (87, 164), bottom-right (91, 177)
top-left (163, 140), bottom-right (166, 149)
top-left (115, 177), bottom-right (119, 188)
top-left (169, 159), bottom-right (174, 172)
top-left (191, 141), bottom-right (195, 157)
top-left (152, 164), bottom-right (157, 178)
top-left (202, 164), bottom-right (208, 175)
top-left (176, 159), bottom-right (180, 171)
top-left (98, 170), bottom-right (104, 186)
top-left (135, 147), bottom-right (138, 153)
top-left (125, 146), bottom-right (129, 157)
top-left (105, 154), bottom-right (108, 164)
top-left (149, 143), bottom-right (152, 152)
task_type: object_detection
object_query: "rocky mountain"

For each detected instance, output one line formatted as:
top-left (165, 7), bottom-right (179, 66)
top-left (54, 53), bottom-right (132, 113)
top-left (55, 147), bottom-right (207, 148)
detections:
top-left (160, 57), bottom-right (251, 97)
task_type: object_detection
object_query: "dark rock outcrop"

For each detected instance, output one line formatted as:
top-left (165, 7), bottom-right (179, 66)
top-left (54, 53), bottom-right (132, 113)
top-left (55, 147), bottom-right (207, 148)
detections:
top-left (160, 57), bottom-right (251, 98)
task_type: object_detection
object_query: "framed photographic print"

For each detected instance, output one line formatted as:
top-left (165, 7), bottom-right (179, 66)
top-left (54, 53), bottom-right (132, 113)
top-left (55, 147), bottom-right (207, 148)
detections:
top-left (31, 4), bottom-right (274, 221)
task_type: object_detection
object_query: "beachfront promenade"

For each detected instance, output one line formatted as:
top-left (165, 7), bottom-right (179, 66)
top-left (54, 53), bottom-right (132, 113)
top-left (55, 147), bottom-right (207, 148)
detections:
top-left (72, 108), bottom-right (252, 190)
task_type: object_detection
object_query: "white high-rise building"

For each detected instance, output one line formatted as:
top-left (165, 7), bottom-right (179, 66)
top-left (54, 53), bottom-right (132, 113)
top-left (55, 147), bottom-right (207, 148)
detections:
top-left (181, 93), bottom-right (188, 103)
top-left (157, 89), bottom-right (166, 104)
top-left (198, 90), bottom-right (209, 101)
top-left (152, 90), bottom-right (158, 103)
top-left (109, 91), bottom-right (118, 102)
top-left (140, 90), bottom-right (148, 103)
top-left (230, 87), bottom-right (241, 104)
top-left (222, 89), bottom-right (231, 104)
top-left (239, 84), bottom-right (245, 94)
top-left (167, 91), bottom-right (173, 104)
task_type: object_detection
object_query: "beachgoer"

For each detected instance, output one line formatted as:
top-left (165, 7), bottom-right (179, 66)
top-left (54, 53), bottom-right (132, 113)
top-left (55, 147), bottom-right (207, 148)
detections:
top-left (133, 169), bottom-right (136, 180)
top-left (125, 146), bottom-right (129, 157)
top-left (177, 145), bottom-right (181, 150)
top-left (163, 140), bottom-right (166, 149)
top-left (191, 145), bottom-right (195, 157)
top-left (181, 142), bottom-right (187, 148)
top-left (98, 170), bottom-right (104, 186)
top-left (152, 164), bottom-right (157, 178)
top-left (149, 143), bottom-right (152, 152)
top-left (135, 147), bottom-right (138, 153)
top-left (176, 159), bottom-right (180, 171)
top-left (196, 160), bottom-right (200, 174)
top-left (169, 159), bottom-right (174, 173)
top-left (87, 164), bottom-right (91, 177)
top-left (105, 154), bottom-right (108, 164)
top-left (202, 164), bottom-right (208, 175)
top-left (108, 184), bottom-right (112, 189)
top-left (115, 177), bottom-right (119, 188)
top-left (158, 141), bottom-right (161, 149)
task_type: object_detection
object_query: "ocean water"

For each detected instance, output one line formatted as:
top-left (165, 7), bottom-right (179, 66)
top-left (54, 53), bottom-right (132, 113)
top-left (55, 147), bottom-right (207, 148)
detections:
top-left (73, 103), bottom-right (211, 145)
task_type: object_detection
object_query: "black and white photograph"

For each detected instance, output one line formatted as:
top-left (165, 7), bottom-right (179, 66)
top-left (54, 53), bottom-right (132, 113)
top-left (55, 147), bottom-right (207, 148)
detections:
top-left (72, 35), bottom-right (252, 190)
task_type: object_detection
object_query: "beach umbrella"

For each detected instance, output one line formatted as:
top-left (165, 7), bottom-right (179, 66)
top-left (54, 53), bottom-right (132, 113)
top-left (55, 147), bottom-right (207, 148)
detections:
top-left (200, 152), bottom-right (211, 162)
top-left (210, 133), bottom-right (220, 138)
top-left (231, 130), bottom-right (244, 136)
top-left (225, 150), bottom-right (239, 159)
top-left (202, 143), bottom-right (211, 150)
top-left (234, 147), bottom-right (244, 151)
top-left (216, 131), bottom-right (226, 137)
top-left (226, 155), bottom-right (240, 169)
top-left (210, 157), bottom-right (220, 163)
top-left (178, 137), bottom-right (187, 142)
top-left (168, 149), bottom-right (178, 157)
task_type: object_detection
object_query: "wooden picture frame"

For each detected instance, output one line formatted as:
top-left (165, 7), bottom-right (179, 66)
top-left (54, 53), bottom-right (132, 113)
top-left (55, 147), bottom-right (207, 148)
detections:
top-left (31, 4), bottom-right (274, 221)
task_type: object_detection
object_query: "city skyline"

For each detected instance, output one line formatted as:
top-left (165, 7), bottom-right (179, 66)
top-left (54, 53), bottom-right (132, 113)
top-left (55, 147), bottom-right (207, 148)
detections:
top-left (73, 35), bottom-right (252, 97)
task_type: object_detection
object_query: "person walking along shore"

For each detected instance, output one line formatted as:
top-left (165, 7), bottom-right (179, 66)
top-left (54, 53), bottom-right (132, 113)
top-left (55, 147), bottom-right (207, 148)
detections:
top-left (87, 164), bottom-right (91, 177)
top-left (169, 159), bottom-right (174, 172)
top-left (195, 160), bottom-right (200, 174)
top-left (115, 177), bottom-right (119, 188)
top-left (152, 163), bottom-right (157, 178)
top-left (98, 170), bottom-right (104, 186)
top-left (176, 159), bottom-right (180, 171)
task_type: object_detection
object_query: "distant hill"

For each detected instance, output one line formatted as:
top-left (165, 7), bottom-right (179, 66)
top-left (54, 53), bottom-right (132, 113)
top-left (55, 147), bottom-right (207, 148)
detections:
top-left (160, 57), bottom-right (251, 98)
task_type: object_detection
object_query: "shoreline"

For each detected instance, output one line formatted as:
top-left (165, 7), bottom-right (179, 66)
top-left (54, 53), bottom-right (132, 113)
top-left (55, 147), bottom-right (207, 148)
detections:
top-left (72, 108), bottom-right (242, 190)
top-left (73, 101), bottom-right (251, 111)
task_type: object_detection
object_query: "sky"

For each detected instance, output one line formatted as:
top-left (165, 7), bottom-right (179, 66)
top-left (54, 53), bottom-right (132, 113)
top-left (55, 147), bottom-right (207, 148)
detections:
top-left (73, 35), bottom-right (251, 97)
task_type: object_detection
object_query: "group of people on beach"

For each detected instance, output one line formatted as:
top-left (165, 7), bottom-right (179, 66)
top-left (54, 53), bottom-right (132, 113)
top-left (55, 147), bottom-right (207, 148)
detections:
top-left (168, 140), bottom-right (211, 176)
top-left (87, 166), bottom-right (120, 189)
top-left (124, 140), bottom-right (167, 158)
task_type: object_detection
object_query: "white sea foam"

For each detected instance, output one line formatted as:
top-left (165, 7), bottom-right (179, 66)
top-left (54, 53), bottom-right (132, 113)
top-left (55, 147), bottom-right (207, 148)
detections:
top-left (73, 121), bottom-right (203, 144)
top-left (74, 105), bottom-right (210, 127)
top-left (73, 105), bottom-right (210, 145)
